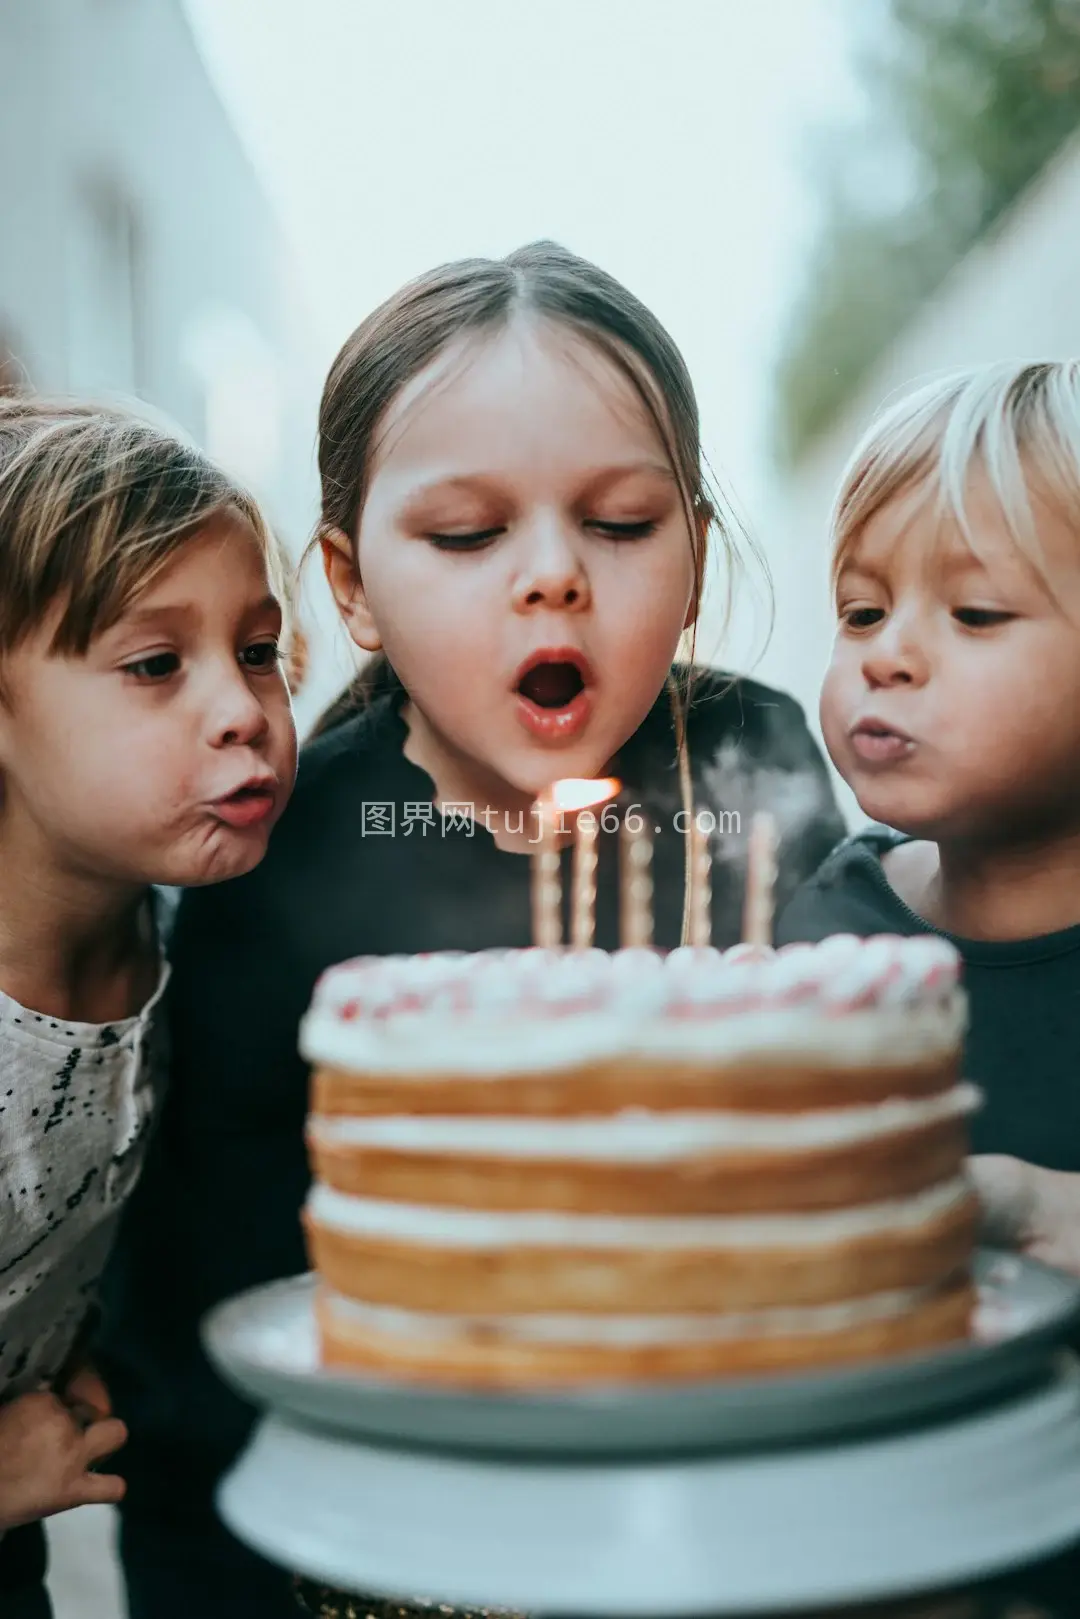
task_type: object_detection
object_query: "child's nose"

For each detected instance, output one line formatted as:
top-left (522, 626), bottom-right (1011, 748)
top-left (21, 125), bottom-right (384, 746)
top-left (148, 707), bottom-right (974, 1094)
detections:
top-left (511, 523), bottom-right (591, 613)
top-left (861, 634), bottom-right (929, 689)
top-left (210, 671), bottom-right (271, 748)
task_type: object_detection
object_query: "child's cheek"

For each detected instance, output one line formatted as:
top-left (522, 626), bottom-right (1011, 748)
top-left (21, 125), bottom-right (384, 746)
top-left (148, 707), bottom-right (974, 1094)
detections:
top-left (818, 659), bottom-right (851, 770)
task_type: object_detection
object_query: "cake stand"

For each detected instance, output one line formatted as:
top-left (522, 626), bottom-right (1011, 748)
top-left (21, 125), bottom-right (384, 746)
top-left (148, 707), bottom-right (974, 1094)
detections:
top-left (217, 1356), bottom-right (1080, 1614)
top-left (206, 1252), bottom-right (1080, 1614)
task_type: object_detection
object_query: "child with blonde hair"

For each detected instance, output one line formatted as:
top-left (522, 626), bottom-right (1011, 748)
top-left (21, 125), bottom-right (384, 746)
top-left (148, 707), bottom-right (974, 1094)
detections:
top-left (779, 360), bottom-right (1080, 1278)
top-left (0, 400), bottom-right (296, 1617)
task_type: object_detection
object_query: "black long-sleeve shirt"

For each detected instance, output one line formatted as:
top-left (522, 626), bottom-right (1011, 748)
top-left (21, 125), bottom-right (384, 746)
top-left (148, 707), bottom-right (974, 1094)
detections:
top-left (97, 671), bottom-right (845, 1616)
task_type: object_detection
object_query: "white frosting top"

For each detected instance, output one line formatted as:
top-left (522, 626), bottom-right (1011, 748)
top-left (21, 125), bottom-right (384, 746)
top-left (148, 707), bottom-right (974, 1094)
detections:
top-left (306, 1176), bottom-right (971, 1250)
top-left (308, 1082), bottom-right (978, 1161)
top-left (301, 938), bottom-right (965, 1076)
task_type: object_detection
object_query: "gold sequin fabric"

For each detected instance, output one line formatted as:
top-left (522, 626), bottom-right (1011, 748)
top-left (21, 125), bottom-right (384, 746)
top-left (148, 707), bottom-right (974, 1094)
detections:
top-left (290, 1577), bottom-right (1053, 1617)
top-left (291, 1583), bottom-right (527, 1619)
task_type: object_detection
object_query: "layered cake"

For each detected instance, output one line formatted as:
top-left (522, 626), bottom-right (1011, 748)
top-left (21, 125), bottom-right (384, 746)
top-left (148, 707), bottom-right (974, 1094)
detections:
top-left (300, 938), bottom-right (979, 1387)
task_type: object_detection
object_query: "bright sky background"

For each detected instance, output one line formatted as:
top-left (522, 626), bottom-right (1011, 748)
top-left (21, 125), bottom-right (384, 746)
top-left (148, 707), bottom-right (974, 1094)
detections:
top-left (183, 0), bottom-right (863, 528)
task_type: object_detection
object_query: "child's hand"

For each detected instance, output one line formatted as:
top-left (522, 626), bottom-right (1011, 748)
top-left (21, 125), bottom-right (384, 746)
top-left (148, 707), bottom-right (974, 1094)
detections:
top-left (969, 1154), bottom-right (1080, 1277)
top-left (0, 1388), bottom-right (127, 1530)
top-left (61, 1361), bottom-right (113, 1425)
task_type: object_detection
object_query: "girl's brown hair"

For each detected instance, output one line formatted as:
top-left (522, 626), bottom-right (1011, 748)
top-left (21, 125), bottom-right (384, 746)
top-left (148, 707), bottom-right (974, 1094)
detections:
top-left (0, 397), bottom-right (279, 660)
top-left (314, 241), bottom-right (750, 939)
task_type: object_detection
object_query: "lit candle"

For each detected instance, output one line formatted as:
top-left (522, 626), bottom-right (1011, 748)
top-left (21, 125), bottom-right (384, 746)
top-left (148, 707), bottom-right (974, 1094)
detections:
top-left (620, 815), bottom-right (654, 949)
top-left (532, 779), bottom-right (620, 951)
top-left (531, 791), bottom-right (562, 950)
top-left (688, 811), bottom-right (712, 948)
top-left (742, 810), bottom-right (779, 948)
top-left (570, 808), bottom-right (600, 950)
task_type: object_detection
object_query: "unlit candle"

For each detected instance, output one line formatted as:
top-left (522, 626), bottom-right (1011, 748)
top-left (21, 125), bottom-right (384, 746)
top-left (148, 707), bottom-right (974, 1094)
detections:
top-left (742, 810), bottom-right (779, 948)
top-left (688, 812), bottom-right (712, 948)
top-left (620, 816), bottom-right (654, 949)
top-left (531, 794), bottom-right (562, 949)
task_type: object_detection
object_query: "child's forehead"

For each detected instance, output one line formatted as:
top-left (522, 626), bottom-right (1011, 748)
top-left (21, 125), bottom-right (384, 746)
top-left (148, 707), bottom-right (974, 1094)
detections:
top-left (373, 317), bottom-right (670, 473)
top-left (840, 473), bottom-right (1042, 581)
top-left (156, 509), bottom-right (268, 573)
top-left (116, 511), bottom-right (279, 621)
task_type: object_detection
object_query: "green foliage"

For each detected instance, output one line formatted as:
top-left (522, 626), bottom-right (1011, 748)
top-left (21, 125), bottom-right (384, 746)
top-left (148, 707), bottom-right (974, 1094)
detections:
top-left (774, 0), bottom-right (1080, 465)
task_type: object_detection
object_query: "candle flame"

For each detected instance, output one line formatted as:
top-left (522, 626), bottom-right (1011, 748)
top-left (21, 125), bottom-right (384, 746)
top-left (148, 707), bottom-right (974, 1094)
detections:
top-left (546, 777), bottom-right (621, 814)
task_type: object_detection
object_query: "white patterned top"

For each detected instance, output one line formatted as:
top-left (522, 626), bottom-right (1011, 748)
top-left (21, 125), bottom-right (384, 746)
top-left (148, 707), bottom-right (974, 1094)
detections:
top-left (0, 959), bottom-right (170, 1396)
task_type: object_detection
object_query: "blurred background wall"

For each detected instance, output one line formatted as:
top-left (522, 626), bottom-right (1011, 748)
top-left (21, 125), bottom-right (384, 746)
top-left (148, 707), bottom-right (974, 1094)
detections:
top-left (0, 0), bottom-right (319, 580)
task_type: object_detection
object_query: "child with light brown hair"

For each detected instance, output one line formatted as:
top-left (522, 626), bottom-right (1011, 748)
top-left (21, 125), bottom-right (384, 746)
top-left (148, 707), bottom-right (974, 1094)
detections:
top-left (0, 399), bottom-right (297, 1618)
top-left (779, 360), bottom-right (1080, 1281)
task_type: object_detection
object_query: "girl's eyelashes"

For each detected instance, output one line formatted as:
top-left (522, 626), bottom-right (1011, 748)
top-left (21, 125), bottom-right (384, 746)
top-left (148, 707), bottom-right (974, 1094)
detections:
top-left (585, 518), bottom-right (658, 540)
top-left (424, 518), bottom-right (660, 549)
top-left (838, 599), bottom-right (1017, 633)
top-left (122, 651), bottom-right (181, 682)
top-left (240, 638), bottom-right (284, 671)
top-left (426, 527), bottom-right (505, 551)
top-left (121, 639), bottom-right (283, 682)
top-left (840, 605), bottom-right (885, 630)
top-left (952, 607), bottom-right (1016, 629)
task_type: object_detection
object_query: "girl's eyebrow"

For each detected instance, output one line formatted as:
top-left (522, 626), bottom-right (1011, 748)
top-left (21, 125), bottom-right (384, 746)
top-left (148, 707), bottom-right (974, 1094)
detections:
top-left (836, 558), bottom-right (880, 583)
top-left (113, 603), bottom-right (196, 632)
top-left (579, 463), bottom-right (678, 495)
top-left (243, 593), bottom-right (283, 617)
top-left (408, 474), bottom-right (496, 497)
top-left (116, 593), bottom-right (281, 632)
top-left (935, 547), bottom-right (989, 577)
top-left (405, 463), bottom-right (677, 501)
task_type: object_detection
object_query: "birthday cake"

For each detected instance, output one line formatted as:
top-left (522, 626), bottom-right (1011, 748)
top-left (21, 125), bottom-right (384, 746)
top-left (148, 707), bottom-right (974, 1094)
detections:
top-left (300, 938), bottom-right (980, 1388)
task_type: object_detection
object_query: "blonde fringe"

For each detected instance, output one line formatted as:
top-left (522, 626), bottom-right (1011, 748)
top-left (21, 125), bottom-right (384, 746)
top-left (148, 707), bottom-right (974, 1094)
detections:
top-left (830, 360), bottom-right (1080, 587)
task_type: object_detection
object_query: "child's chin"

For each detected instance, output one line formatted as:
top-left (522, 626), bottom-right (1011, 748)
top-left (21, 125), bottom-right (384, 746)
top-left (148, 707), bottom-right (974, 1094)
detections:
top-left (171, 834), bottom-right (273, 888)
top-left (848, 781), bottom-right (943, 840)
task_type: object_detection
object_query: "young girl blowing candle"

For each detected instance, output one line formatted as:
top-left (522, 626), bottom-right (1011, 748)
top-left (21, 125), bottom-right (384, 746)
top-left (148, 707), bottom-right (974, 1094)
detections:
top-left (101, 241), bottom-right (845, 1618)
top-left (0, 399), bottom-right (296, 1619)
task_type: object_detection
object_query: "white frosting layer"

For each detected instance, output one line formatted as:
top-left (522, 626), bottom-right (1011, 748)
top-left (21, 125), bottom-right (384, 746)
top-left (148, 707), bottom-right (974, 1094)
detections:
top-left (302, 998), bottom-right (966, 1077)
top-left (309, 1083), bottom-right (978, 1161)
top-left (321, 1283), bottom-right (942, 1345)
top-left (300, 938), bottom-right (966, 1078)
top-left (306, 1176), bottom-right (970, 1250)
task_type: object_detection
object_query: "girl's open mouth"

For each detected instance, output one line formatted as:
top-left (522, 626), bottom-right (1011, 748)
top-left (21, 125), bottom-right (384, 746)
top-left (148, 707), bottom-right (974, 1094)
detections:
top-left (514, 651), bottom-right (593, 743)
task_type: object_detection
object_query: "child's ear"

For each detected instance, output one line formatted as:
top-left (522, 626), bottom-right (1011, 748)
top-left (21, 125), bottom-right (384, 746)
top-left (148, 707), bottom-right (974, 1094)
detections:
top-left (320, 527), bottom-right (382, 654)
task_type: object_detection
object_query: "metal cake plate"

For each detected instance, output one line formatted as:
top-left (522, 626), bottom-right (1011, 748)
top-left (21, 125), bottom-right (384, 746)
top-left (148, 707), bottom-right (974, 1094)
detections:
top-left (217, 1357), bottom-right (1080, 1612)
top-left (202, 1249), bottom-right (1080, 1458)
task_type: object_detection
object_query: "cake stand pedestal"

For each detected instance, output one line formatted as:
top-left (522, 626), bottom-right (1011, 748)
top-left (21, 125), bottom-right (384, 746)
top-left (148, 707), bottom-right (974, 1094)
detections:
top-left (218, 1354), bottom-right (1080, 1616)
